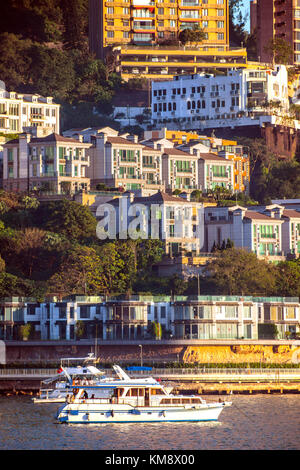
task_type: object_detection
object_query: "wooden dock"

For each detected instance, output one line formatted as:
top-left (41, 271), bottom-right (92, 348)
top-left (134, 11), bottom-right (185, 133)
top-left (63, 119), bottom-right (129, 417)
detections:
top-left (175, 382), bottom-right (300, 395)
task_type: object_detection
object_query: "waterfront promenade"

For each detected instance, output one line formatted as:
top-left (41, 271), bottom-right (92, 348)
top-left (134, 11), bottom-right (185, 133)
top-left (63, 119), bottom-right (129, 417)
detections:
top-left (0, 367), bottom-right (300, 394)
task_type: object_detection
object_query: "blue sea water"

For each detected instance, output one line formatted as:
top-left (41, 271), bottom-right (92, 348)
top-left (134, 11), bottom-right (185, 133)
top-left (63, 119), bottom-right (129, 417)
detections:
top-left (0, 394), bottom-right (299, 450)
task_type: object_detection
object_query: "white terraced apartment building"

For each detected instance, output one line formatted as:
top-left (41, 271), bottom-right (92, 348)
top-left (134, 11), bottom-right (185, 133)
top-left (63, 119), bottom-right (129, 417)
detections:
top-left (0, 80), bottom-right (60, 135)
top-left (1, 294), bottom-right (299, 341)
top-left (151, 65), bottom-right (290, 130)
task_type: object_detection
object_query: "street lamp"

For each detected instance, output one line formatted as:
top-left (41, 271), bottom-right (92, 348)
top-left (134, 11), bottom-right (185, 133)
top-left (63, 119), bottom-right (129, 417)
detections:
top-left (138, 344), bottom-right (143, 367)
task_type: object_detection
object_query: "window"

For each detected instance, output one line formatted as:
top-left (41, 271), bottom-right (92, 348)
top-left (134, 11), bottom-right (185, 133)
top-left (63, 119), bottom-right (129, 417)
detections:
top-left (107, 31), bottom-right (114, 38)
top-left (123, 7), bottom-right (129, 13)
top-left (107, 7), bottom-right (114, 14)
top-left (123, 31), bottom-right (129, 38)
top-left (158, 8), bottom-right (164, 14)
top-left (218, 32), bottom-right (224, 40)
top-left (217, 9), bottom-right (224, 15)
top-left (217, 21), bottom-right (224, 28)
top-left (202, 9), bottom-right (208, 16)
top-left (80, 306), bottom-right (90, 319)
top-left (7, 148), bottom-right (13, 162)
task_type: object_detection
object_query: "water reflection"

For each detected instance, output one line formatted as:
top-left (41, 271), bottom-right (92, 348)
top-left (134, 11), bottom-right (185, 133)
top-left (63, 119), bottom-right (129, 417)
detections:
top-left (0, 395), bottom-right (299, 450)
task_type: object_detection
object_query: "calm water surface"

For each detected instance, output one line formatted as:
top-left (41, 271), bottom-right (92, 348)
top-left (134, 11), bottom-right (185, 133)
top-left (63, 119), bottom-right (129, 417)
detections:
top-left (0, 395), bottom-right (299, 450)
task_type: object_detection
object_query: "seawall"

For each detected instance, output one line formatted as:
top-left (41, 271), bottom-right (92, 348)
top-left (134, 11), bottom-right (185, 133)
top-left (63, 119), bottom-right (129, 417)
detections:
top-left (3, 340), bottom-right (300, 365)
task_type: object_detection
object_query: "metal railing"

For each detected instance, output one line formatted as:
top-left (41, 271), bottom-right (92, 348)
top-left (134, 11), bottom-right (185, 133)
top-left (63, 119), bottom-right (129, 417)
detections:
top-left (0, 367), bottom-right (299, 378)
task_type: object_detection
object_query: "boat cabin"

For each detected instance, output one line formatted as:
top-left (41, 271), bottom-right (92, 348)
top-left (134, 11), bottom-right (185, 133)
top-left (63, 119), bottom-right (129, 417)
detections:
top-left (71, 384), bottom-right (205, 407)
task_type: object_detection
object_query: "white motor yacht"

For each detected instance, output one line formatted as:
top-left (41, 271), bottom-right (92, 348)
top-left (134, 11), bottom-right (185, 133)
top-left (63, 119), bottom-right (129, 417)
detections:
top-left (56, 365), bottom-right (231, 423)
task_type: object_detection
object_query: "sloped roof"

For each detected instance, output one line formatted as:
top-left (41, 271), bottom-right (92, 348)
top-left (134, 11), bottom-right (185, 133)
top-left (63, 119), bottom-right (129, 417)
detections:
top-left (244, 211), bottom-right (281, 221)
top-left (106, 136), bottom-right (143, 146)
top-left (162, 147), bottom-right (196, 157)
top-left (4, 133), bottom-right (89, 146)
top-left (282, 209), bottom-right (300, 219)
top-left (199, 153), bottom-right (229, 162)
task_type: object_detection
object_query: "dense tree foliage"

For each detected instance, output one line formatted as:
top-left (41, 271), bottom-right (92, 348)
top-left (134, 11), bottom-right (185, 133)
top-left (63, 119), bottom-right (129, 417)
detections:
top-left (0, 0), bottom-right (123, 129)
top-left (234, 137), bottom-right (300, 203)
top-left (0, 192), bottom-right (299, 299)
top-left (229, 0), bottom-right (257, 60)
top-left (179, 25), bottom-right (206, 45)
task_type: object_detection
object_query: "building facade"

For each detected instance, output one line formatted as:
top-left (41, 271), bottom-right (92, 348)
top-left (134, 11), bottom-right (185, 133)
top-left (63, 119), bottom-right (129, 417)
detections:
top-left (203, 204), bottom-right (300, 260)
top-left (144, 128), bottom-right (250, 194)
top-left (88, 0), bottom-right (248, 80)
top-left (87, 131), bottom-right (165, 192)
top-left (89, 0), bottom-right (230, 58)
top-left (2, 133), bottom-right (91, 194)
top-left (99, 191), bottom-right (204, 254)
top-left (256, 0), bottom-right (300, 65)
top-left (1, 295), bottom-right (299, 341)
top-left (116, 44), bottom-right (247, 80)
top-left (0, 81), bottom-right (60, 135)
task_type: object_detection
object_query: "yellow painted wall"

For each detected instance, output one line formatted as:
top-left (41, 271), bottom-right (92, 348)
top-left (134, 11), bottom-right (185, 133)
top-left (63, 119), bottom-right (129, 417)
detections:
top-left (183, 345), bottom-right (300, 364)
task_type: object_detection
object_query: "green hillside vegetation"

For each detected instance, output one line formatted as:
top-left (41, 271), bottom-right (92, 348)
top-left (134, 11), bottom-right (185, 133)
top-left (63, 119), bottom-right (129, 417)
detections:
top-left (0, 0), bottom-right (123, 129)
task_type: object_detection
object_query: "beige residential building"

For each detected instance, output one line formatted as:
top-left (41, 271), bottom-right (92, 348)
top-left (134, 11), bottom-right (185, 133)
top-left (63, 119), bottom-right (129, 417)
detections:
top-left (198, 152), bottom-right (234, 193)
top-left (102, 191), bottom-right (204, 254)
top-left (87, 131), bottom-right (165, 192)
top-left (3, 133), bottom-right (91, 194)
top-left (204, 205), bottom-right (285, 261)
top-left (0, 81), bottom-right (60, 135)
top-left (161, 146), bottom-right (199, 192)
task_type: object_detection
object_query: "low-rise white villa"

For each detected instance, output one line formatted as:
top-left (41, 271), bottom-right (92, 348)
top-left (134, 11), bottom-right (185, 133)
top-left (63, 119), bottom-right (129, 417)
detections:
top-left (0, 80), bottom-right (60, 135)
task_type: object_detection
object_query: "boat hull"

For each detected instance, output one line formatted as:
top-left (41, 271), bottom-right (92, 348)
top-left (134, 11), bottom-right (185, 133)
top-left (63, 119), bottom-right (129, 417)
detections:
top-left (33, 397), bottom-right (66, 403)
top-left (56, 402), bottom-right (229, 424)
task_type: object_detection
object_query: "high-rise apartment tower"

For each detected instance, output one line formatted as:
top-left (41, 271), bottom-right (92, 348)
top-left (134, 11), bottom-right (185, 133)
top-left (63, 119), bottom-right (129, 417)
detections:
top-left (89, 0), bottom-right (229, 59)
top-left (256, 0), bottom-right (300, 65)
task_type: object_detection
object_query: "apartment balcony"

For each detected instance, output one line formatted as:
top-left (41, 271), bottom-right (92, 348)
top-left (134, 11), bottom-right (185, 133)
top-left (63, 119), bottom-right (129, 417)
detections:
top-left (105, 1), bottom-right (131, 6)
top-left (58, 172), bottom-right (73, 177)
top-left (133, 22), bottom-right (155, 31)
top-left (259, 234), bottom-right (277, 239)
top-left (30, 114), bottom-right (45, 121)
top-left (38, 171), bottom-right (57, 178)
top-left (142, 163), bottom-right (157, 168)
top-left (132, 0), bottom-right (155, 6)
top-left (30, 155), bottom-right (41, 161)
top-left (179, 16), bottom-right (200, 21)
top-left (175, 168), bottom-right (193, 174)
top-left (179, 3), bottom-right (201, 8)
top-left (211, 173), bottom-right (230, 179)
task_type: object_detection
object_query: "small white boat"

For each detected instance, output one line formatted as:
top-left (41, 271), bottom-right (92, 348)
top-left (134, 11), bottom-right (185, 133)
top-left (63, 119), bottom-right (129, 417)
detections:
top-left (56, 365), bottom-right (231, 423)
top-left (33, 354), bottom-right (106, 403)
